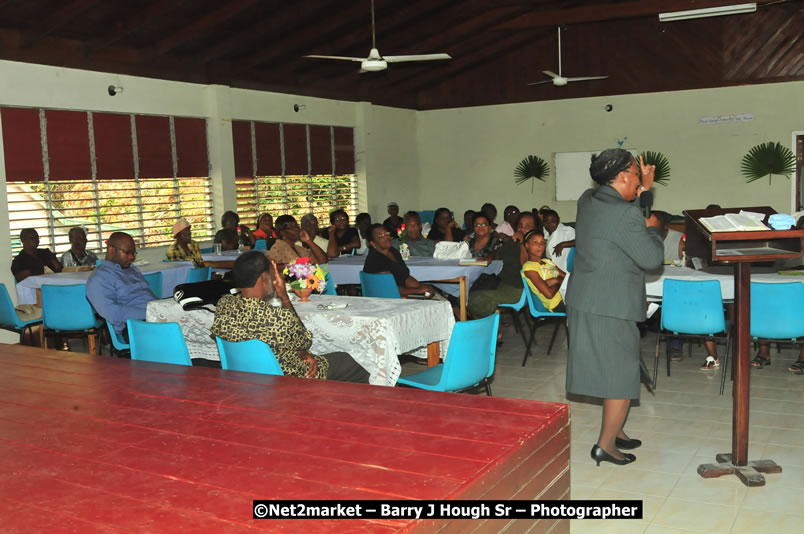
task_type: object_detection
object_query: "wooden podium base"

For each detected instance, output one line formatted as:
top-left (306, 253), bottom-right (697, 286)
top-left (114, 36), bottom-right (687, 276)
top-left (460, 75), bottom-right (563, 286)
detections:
top-left (698, 453), bottom-right (782, 487)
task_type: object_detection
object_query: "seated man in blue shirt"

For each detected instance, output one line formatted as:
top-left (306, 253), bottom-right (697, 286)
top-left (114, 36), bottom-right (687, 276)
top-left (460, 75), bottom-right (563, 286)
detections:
top-left (86, 232), bottom-right (156, 341)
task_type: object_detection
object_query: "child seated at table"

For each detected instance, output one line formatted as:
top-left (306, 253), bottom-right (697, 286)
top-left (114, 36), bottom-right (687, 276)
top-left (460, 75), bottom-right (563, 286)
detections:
top-left (522, 229), bottom-right (565, 313)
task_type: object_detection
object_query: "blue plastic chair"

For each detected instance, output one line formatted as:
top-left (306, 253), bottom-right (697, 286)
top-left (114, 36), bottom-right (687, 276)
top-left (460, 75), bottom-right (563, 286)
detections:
top-left (397, 313), bottom-right (500, 395)
top-left (215, 337), bottom-right (284, 375)
top-left (718, 282), bottom-right (804, 394)
top-left (200, 246), bottom-right (214, 254)
top-left (127, 319), bottom-right (192, 366)
top-left (359, 272), bottom-right (401, 298)
top-left (497, 287), bottom-right (530, 347)
top-left (0, 283), bottom-right (42, 344)
top-left (186, 266), bottom-right (212, 283)
top-left (254, 239), bottom-right (267, 251)
top-left (143, 271), bottom-right (163, 299)
top-left (322, 273), bottom-right (337, 296)
top-left (41, 284), bottom-right (104, 354)
top-left (521, 272), bottom-right (567, 366)
top-left (654, 279), bottom-right (730, 390)
top-left (105, 319), bottom-right (130, 356)
top-left (418, 210), bottom-right (436, 226)
top-left (565, 247), bottom-right (575, 273)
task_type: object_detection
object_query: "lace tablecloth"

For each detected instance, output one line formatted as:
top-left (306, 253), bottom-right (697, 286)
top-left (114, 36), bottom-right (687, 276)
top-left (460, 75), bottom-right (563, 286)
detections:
top-left (146, 294), bottom-right (455, 386)
top-left (16, 262), bottom-right (193, 305)
top-left (327, 256), bottom-right (503, 298)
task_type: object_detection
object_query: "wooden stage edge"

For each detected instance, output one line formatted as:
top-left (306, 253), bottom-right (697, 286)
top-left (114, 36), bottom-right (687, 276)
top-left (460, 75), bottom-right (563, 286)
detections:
top-left (0, 344), bottom-right (570, 533)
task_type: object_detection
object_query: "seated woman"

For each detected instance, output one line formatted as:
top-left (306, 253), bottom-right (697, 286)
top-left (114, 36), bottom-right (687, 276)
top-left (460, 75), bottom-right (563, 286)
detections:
top-left (522, 230), bottom-right (565, 312)
top-left (213, 229), bottom-right (239, 251)
top-left (393, 211), bottom-right (435, 257)
top-left (211, 252), bottom-right (369, 383)
top-left (252, 212), bottom-right (277, 247)
top-left (467, 212), bottom-right (504, 261)
top-left (468, 212), bottom-right (537, 320)
top-left (325, 209), bottom-right (361, 258)
top-left (427, 207), bottom-right (464, 242)
top-left (220, 210), bottom-right (255, 248)
top-left (165, 219), bottom-right (205, 267)
top-left (267, 215), bottom-right (328, 266)
top-left (363, 224), bottom-right (435, 298)
top-left (355, 212), bottom-right (372, 254)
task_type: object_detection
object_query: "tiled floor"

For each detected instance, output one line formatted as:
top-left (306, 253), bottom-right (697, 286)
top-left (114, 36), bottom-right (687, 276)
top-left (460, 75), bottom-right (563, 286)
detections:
top-left (401, 319), bottom-right (804, 534)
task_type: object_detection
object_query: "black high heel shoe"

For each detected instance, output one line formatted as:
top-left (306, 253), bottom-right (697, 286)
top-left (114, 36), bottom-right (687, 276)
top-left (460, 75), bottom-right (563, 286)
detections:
top-left (591, 445), bottom-right (636, 466)
top-left (615, 437), bottom-right (642, 450)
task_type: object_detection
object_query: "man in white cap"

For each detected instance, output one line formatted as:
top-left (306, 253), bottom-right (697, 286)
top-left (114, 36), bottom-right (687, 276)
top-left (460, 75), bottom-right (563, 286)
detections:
top-left (165, 218), bottom-right (205, 267)
top-left (383, 201), bottom-right (403, 238)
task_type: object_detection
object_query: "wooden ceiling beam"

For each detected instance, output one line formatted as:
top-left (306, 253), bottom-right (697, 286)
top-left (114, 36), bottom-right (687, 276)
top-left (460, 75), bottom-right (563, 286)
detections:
top-left (194, 0), bottom-right (340, 65)
top-left (20, 0), bottom-right (103, 48)
top-left (86, 0), bottom-right (180, 55)
top-left (240, 1), bottom-right (375, 69)
top-left (494, 0), bottom-right (779, 29)
top-left (148, 0), bottom-right (259, 59)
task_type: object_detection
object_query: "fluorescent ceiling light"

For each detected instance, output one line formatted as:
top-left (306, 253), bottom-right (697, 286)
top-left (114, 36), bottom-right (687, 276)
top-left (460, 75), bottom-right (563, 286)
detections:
top-left (659, 3), bottom-right (756, 22)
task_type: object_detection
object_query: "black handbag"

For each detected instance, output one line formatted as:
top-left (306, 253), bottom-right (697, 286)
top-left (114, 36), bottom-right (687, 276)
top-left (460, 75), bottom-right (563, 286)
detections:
top-left (471, 273), bottom-right (501, 291)
top-left (173, 279), bottom-right (236, 311)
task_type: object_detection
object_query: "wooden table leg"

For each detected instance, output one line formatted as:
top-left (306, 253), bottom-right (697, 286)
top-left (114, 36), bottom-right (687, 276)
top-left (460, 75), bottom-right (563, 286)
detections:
top-left (459, 276), bottom-right (467, 321)
top-left (427, 341), bottom-right (441, 367)
top-left (732, 262), bottom-right (751, 466)
top-left (36, 289), bottom-right (45, 347)
top-left (88, 332), bottom-right (97, 356)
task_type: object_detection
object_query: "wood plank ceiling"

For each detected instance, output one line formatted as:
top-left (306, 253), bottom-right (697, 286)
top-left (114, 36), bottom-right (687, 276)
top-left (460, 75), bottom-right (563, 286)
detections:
top-left (0, 0), bottom-right (801, 110)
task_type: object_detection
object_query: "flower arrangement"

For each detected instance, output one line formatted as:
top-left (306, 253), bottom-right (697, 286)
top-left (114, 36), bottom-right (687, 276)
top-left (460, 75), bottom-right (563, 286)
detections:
top-left (397, 223), bottom-right (406, 240)
top-left (283, 257), bottom-right (328, 294)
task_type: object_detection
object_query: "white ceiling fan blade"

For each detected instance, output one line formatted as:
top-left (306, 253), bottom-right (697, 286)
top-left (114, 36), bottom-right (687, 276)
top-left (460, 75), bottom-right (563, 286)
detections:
top-left (304, 55), bottom-right (365, 62)
top-left (384, 53), bottom-right (452, 63)
top-left (565, 76), bottom-right (609, 82)
top-left (527, 80), bottom-right (553, 86)
top-left (542, 70), bottom-right (559, 78)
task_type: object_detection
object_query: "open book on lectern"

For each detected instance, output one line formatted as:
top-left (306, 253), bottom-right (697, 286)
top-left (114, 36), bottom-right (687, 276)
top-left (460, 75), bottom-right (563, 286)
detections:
top-left (699, 212), bottom-right (769, 232)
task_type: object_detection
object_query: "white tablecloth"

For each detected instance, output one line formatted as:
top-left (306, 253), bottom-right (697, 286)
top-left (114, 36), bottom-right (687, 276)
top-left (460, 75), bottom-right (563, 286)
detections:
top-left (146, 294), bottom-right (455, 386)
top-left (326, 256), bottom-right (503, 298)
top-left (15, 262), bottom-right (194, 305)
top-left (201, 252), bottom-right (242, 263)
top-left (645, 265), bottom-right (802, 300)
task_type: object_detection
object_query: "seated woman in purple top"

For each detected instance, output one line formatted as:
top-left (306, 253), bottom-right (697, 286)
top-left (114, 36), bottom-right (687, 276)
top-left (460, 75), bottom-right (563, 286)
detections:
top-left (86, 232), bottom-right (156, 340)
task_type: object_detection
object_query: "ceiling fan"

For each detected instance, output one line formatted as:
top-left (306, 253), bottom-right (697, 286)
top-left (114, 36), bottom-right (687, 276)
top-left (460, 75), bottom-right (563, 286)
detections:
top-left (528, 27), bottom-right (608, 87)
top-left (303, 0), bottom-right (451, 73)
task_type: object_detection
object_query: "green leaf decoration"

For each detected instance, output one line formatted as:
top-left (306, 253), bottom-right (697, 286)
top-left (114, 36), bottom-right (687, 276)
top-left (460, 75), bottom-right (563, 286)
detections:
top-left (514, 155), bottom-right (550, 193)
top-left (638, 151), bottom-right (671, 186)
top-left (741, 142), bottom-right (795, 184)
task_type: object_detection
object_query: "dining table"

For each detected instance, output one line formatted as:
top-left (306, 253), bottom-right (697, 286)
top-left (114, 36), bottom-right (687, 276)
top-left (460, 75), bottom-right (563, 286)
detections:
top-left (15, 261), bottom-right (194, 305)
top-left (645, 264), bottom-right (802, 300)
top-left (327, 256), bottom-right (503, 321)
top-left (146, 294), bottom-right (455, 386)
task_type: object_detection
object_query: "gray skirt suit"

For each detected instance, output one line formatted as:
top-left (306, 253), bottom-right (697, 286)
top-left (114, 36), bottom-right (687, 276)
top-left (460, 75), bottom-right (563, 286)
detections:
top-left (565, 186), bottom-right (664, 399)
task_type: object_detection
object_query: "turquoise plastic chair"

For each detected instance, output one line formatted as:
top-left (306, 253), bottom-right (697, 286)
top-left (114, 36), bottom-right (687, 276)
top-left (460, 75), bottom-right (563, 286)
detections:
top-left (322, 273), bottom-right (337, 296)
top-left (41, 284), bottom-right (104, 353)
top-left (654, 279), bottom-right (730, 390)
top-left (143, 271), bottom-right (163, 299)
top-left (186, 266), bottom-right (212, 283)
top-left (215, 337), bottom-right (284, 375)
top-left (359, 272), bottom-right (401, 298)
top-left (565, 247), bottom-right (575, 273)
top-left (254, 239), bottom-right (267, 251)
top-left (200, 246), bottom-right (214, 254)
top-left (397, 313), bottom-right (500, 395)
top-left (718, 282), bottom-right (804, 394)
top-left (497, 287), bottom-right (530, 347)
top-left (127, 319), bottom-right (192, 366)
top-left (105, 319), bottom-right (130, 356)
top-left (521, 272), bottom-right (567, 367)
top-left (418, 210), bottom-right (436, 226)
top-left (0, 283), bottom-right (42, 344)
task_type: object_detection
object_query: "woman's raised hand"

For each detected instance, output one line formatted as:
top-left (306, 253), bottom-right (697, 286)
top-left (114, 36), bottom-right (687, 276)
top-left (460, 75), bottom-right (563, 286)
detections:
top-left (638, 154), bottom-right (655, 191)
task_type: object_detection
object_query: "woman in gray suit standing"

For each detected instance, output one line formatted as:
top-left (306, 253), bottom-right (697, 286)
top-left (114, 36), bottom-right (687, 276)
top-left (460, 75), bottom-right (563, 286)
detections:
top-left (565, 149), bottom-right (664, 466)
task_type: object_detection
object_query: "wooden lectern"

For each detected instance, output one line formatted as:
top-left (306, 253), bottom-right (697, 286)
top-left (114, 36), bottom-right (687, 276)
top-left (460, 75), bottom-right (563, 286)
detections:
top-left (684, 206), bottom-right (804, 486)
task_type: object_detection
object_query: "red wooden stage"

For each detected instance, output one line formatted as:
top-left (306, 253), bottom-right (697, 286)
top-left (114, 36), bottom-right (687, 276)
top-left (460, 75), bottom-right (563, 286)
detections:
top-left (0, 345), bottom-right (569, 533)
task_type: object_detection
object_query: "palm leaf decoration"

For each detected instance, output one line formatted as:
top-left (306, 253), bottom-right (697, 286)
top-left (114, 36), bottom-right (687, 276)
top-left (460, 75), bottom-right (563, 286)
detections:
top-left (638, 151), bottom-right (671, 186)
top-left (741, 142), bottom-right (795, 184)
top-left (514, 155), bottom-right (550, 193)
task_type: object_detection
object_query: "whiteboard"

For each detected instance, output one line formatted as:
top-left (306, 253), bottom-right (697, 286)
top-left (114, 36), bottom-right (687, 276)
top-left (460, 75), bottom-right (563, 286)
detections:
top-left (554, 149), bottom-right (638, 201)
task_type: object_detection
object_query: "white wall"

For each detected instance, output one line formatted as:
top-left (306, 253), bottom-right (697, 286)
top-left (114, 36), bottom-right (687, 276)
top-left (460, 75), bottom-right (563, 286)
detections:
top-left (416, 81), bottom-right (803, 222)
